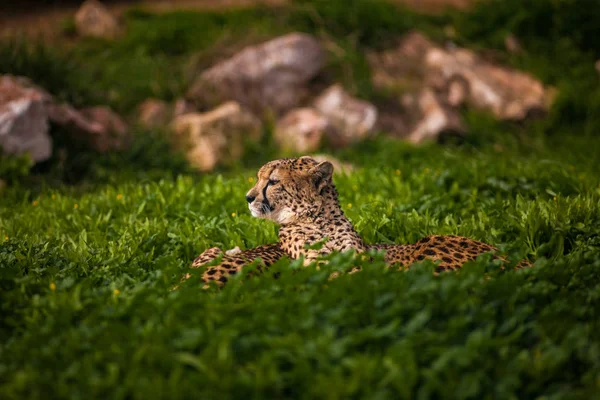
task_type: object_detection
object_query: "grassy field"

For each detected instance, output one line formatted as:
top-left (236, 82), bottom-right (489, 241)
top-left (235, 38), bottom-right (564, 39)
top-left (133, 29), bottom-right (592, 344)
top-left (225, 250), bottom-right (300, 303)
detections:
top-left (2, 137), bottom-right (600, 399)
top-left (2, 0), bottom-right (600, 398)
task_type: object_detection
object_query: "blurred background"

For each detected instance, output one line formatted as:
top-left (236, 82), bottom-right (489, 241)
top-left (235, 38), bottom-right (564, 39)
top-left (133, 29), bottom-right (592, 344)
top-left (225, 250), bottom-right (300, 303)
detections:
top-left (1, 0), bottom-right (599, 188)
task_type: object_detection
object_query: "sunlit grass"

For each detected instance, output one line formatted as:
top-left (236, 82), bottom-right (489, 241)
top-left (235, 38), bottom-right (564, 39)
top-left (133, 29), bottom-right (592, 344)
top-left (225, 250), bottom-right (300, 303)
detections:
top-left (1, 137), bottom-right (600, 399)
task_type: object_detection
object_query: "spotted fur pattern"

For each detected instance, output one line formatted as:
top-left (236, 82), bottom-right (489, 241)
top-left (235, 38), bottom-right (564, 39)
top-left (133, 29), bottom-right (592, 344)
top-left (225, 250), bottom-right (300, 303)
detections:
top-left (185, 156), bottom-right (531, 286)
top-left (188, 244), bottom-right (287, 285)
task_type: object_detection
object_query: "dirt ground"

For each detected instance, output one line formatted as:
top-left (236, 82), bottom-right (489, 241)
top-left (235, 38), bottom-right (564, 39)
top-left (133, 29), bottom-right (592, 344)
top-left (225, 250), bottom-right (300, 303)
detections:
top-left (0, 0), bottom-right (473, 38)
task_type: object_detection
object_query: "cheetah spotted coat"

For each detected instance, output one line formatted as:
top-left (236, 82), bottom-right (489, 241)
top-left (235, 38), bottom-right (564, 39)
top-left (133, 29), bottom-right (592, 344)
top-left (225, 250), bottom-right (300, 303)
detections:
top-left (185, 157), bottom-right (530, 286)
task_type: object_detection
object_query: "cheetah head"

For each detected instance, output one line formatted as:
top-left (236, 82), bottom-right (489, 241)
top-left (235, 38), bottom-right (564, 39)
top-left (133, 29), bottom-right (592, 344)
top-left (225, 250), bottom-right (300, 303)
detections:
top-left (245, 156), bottom-right (334, 225)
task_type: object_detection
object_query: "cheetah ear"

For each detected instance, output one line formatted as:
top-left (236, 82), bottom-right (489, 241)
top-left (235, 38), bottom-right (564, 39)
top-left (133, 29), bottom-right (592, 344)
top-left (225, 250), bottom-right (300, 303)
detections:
top-left (309, 161), bottom-right (334, 192)
top-left (298, 155), bottom-right (316, 163)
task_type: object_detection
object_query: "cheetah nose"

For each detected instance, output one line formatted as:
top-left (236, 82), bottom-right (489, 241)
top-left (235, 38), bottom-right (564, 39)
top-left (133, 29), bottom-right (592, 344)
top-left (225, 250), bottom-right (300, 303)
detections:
top-left (245, 194), bottom-right (256, 204)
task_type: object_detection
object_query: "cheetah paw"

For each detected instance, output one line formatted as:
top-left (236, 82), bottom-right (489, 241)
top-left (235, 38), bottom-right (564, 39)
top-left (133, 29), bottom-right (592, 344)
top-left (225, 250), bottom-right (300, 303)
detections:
top-left (225, 246), bottom-right (242, 256)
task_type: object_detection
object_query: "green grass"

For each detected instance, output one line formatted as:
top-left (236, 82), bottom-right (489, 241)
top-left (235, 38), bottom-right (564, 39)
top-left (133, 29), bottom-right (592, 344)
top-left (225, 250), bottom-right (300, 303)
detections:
top-left (1, 0), bottom-right (600, 397)
top-left (2, 137), bottom-right (600, 399)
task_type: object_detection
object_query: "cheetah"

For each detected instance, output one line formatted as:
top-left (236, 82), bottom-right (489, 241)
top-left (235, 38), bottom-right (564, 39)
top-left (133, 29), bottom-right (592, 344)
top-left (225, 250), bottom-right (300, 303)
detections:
top-left (186, 156), bottom-right (530, 286)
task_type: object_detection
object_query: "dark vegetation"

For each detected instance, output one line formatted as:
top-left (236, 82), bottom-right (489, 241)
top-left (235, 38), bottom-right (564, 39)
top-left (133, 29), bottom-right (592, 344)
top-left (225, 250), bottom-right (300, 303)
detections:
top-left (1, 0), bottom-right (599, 398)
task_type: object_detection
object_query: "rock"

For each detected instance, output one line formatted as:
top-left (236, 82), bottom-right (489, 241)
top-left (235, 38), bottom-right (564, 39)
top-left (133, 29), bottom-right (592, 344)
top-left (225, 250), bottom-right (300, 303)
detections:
top-left (188, 33), bottom-right (326, 115)
top-left (375, 109), bottom-right (411, 139)
top-left (595, 60), bottom-right (600, 76)
top-left (0, 75), bottom-right (53, 100)
top-left (426, 47), bottom-right (552, 120)
top-left (47, 103), bottom-right (129, 152)
top-left (1, 74), bottom-right (129, 155)
top-left (406, 89), bottom-right (465, 143)
top-left (80, 107), bottom-right (129, 151)
top-left (368, 31), bottom-right (554, 134)
top-left (138, 99), bottom-right (170, 128)
top-left (0, 76), bottom-right (52, 162)
top-left (275, 85), bottom-right (378, 152)
top-left (173, 98), bottom-right (196, 118)
top-left (446, 75), bottom-right (469, 107)
top-left (367, 31), bottom-right (435, 93)
top-left (274, 108), bottom-right (330, 153)
top-left (310, 154), bottom-right (355, 175)
top-left (137, 98), bottom-right (196, 128)
top-left (313, 84), bottom-right (378, 147)
top-left (74, 0), bottom-right (121, 39)
top-left (170, 101), bottom-right (263, 171)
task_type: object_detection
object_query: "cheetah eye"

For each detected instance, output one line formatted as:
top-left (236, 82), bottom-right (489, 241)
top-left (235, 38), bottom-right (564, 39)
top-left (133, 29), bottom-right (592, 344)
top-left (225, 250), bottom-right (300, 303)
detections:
top-left (268, 179), bottom-right (279, 185)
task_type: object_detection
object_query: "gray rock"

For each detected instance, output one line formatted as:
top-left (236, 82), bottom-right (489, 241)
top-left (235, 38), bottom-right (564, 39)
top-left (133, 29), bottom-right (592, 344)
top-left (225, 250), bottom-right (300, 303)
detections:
top-left (79, 106), bottom-right (129, 152)
top-left (170, 101), bottom-right (263, 171)
top-left (274, 108), bottom-right (331, 153)
top-left (1, 74), bottom-right (130, 156)
top-left (188, 33), bottom-right (326, 115)
top-left (368, 31), bottom-right (555, 140)
top-left (426, 47), bottom-right (554, 120)
top-left (313, 84), bottom-right (378, 148)
top-left (367, 31), bottom-right (435, 93)
top-left (47, 102), bottom-right (129, 152)
top-left (406, 89), bottom-right (465, 143)
top-left (173, 98), bottom-right (196, 118)
top-left (0, 76), bottom-right (52, 162)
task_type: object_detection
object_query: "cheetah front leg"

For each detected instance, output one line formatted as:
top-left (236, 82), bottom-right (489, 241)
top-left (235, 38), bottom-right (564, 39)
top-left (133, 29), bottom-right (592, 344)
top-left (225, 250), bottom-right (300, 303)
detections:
top-left (181, 244), bottom-right (288, 287)
top-left (172, 247), bottom-right (225, 290)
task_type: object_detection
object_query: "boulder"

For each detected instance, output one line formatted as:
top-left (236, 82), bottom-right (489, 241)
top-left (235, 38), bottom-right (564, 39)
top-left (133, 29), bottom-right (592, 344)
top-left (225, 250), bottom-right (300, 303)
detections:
top-left (426, 47), bottom-right (553, 120)
top-left (47, 103), bottom-right (129, 152)
top-left (74, 0), bottom-right (121, 39)
top-left (170, 101), bottom-right (263, 171)
top-left (445, 75), bottom-right (469, 107)
top-left (1, 75), bottom-right (130, 155)
top-left (313, 84), bottom-right (378, 147)
top-left (368, 31), bottom-right (555, 138)
top-left (406, 89), bottom-right (465, 143)
top-left (138, 98), bottom-right (170, 128)
top-left (137, 98), bottom-right (197, 128)
top-left (0, 76), bottom-right (52, 162)
top-left (367, 31), bottom-right (435, 93)
top-left (274, 108), bottom-right (331, 153)
top-left (80, 106), bottom-right (129, 151)
top-left (173, 98), bottom-right (196, 118)
top-left (188, 33), bottom-right (326, 115)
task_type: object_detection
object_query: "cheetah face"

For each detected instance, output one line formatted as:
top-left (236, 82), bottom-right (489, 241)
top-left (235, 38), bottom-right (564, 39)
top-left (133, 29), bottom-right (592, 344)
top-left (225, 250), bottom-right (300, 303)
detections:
top-left (245, 156), bottom-right (334, 225)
